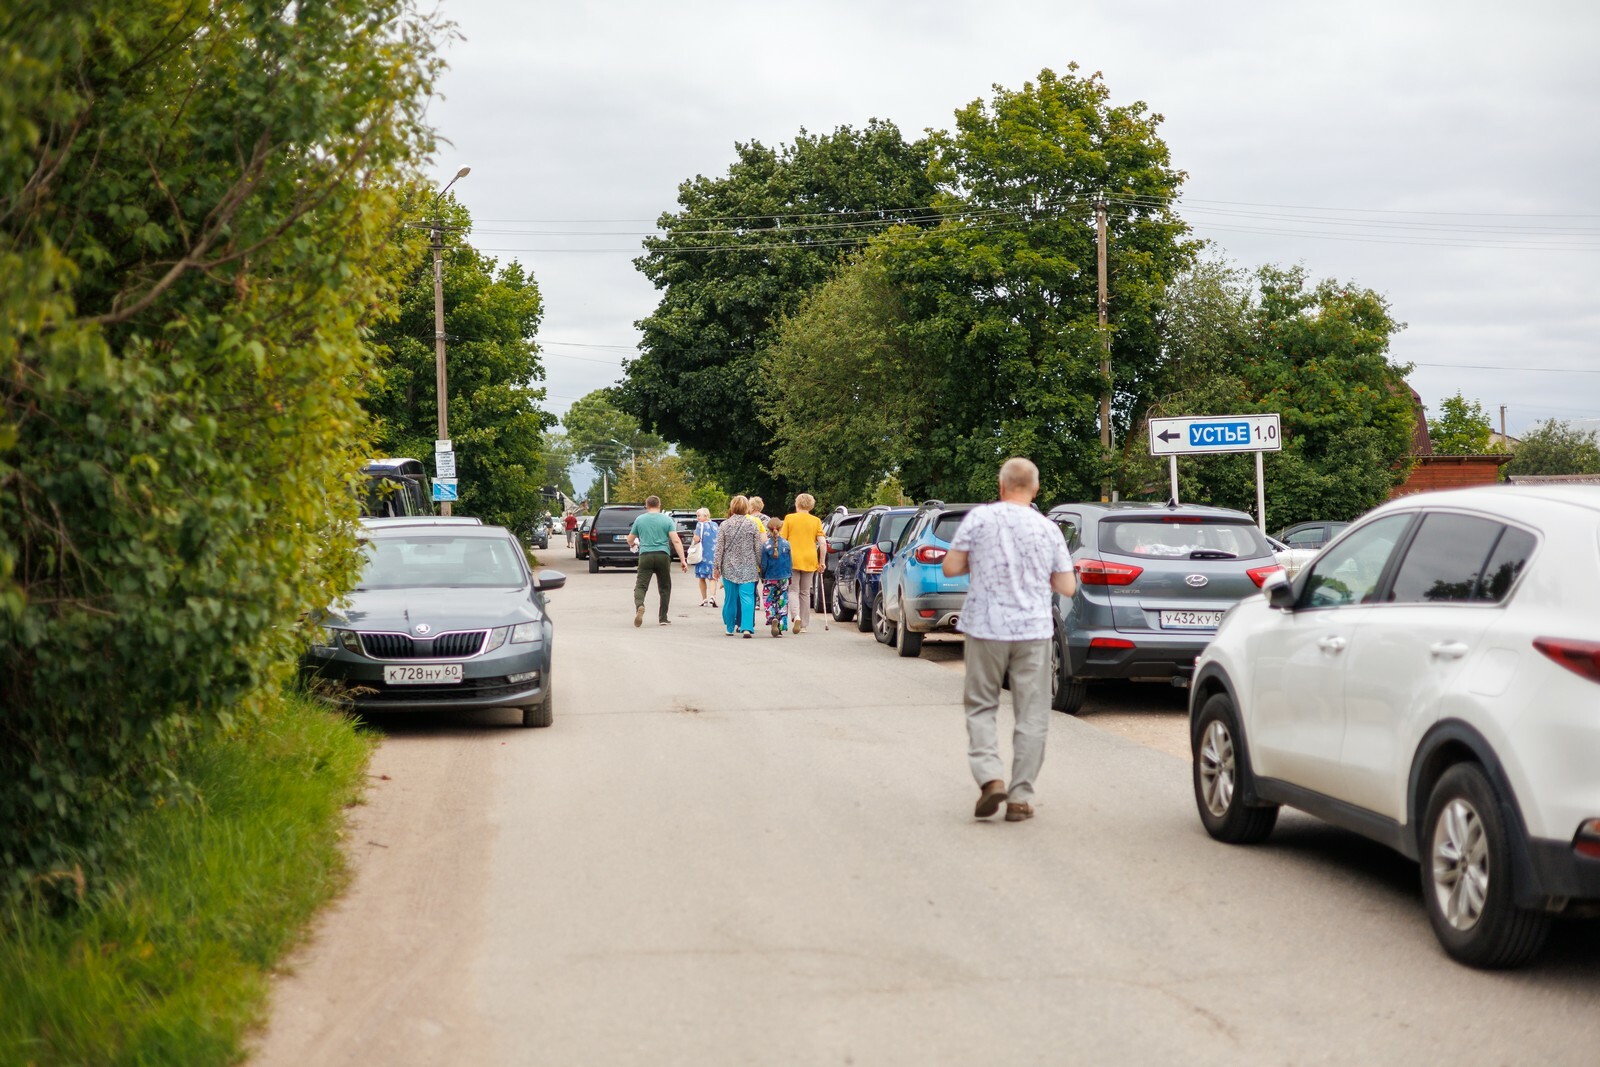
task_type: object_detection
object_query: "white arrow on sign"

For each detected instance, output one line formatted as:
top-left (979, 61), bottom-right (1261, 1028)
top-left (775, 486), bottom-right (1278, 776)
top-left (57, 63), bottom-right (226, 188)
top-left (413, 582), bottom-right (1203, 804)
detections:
top-left (1148, 414), bottom-right (1282, 456)
top-left (431, 478), bottom-right (458, 502)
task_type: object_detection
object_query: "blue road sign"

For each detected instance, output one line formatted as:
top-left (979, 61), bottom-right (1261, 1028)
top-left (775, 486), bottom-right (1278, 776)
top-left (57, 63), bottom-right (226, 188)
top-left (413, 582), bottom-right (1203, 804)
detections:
top-left (432, 478), bottom-right (459, 502)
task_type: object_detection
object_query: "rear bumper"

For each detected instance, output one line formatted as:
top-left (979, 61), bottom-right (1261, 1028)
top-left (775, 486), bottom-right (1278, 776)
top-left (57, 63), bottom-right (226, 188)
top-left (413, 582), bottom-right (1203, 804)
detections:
top-left (590, 542), bottom-right (639, 566)
top-left (902, 592), bottom-right (967, 633)
top-left (1526, 837), bottom-right (1600, 901)
top-left (1067, 629), bottom-right (1211, 681)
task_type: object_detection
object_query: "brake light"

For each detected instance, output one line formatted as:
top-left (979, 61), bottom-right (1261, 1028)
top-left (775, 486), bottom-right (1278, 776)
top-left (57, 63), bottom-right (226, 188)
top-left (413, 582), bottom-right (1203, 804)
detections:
top-left (1160, 516), bottom-right (1204, 524)
top-left (1089, 637), bottom-right (1136, 649)
top-left (1247, 564), bottom-right (1285, 587)
top-left (914, 546), bottom-right (947, 565)
top-left (1076, 559), bottom-right (1143, 586)
top-left (1576, 819), bottom-right (1600, 860)
top-left (1533, 637), bottom-right (1600, 684)
top-left (865, 546), bottom-right (888, 573)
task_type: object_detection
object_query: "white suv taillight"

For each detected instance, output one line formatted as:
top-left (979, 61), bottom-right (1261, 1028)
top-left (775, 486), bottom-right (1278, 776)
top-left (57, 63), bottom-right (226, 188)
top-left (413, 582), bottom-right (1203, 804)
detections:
top-left (1575, 819), bottom-right (1600, 860)
top-left (1532, 636), bottom-right (1600, 684)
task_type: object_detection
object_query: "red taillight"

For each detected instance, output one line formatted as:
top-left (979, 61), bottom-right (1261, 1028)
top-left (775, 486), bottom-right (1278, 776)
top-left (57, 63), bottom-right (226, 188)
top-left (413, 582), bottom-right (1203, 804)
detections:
top-left (918, 609), bottom-right (936, 618)
top-left (914, 545), bottom-right (947, 565)
top-left (1247, 564), bottom-right (1285, 587)
top-left (1160, 516), bottom-right (1204, 524)
top-left (1076, 558), bottom-right (1143, 586)
top-left (865, 547), bottom-right (888, 573)
top-left (1533, 637), bottom-right (1600, 684)
top-left (1576, 819), bottom-right (1600, 860)
top-left (1089, 637), bottom-right (1136, 649)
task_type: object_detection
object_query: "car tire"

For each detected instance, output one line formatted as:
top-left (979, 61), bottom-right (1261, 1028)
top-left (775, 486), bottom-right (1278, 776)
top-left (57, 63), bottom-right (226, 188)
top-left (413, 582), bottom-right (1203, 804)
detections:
top-left (873, 592), bottom-right (897, 646)
top-left (1192, 693), bottom-right (1278, 844)
top-left (830, 581), bottom-right (855, 622)
top-left (855, 584), bottom-right (873, 633)
top-left (896, 598), bottom-right (923, 658)
top-left (1420, 763), bottom-right (1550, 969)
top-left (1049, 631), bottom-right (1086, 714)
top-left (587, 552), bottom-right (600, 574)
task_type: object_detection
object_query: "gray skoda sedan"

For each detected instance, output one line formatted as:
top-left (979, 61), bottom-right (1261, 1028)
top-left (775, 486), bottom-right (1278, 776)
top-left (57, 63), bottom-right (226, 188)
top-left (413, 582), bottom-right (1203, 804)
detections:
top-left (302, 520), bottom-right (565, 727)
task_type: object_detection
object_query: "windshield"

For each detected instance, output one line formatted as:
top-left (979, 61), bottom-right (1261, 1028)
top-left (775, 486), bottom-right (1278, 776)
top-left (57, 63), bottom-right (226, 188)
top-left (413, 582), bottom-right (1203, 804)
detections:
top-left (1102, 518), bottom-right (1268, 559)
top-left (359, 535), bottom-right (527, 589)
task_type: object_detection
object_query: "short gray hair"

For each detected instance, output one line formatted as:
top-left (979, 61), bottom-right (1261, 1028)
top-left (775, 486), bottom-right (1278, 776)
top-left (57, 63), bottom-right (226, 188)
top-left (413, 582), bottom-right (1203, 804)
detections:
top-left (998, 457), bottom-right (1039, 492)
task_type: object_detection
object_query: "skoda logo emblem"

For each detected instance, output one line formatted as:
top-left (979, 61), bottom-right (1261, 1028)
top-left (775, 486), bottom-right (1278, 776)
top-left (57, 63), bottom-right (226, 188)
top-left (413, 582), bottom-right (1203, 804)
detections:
top-left (414, 623), bottom-right (432, 635)
top-left (1185, 574), bottom-right (1208, 588)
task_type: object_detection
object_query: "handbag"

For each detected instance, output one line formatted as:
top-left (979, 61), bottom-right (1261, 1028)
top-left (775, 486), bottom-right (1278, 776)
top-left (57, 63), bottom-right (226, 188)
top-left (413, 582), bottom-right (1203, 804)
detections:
top-left (686, 540), bottom-right (703, 565)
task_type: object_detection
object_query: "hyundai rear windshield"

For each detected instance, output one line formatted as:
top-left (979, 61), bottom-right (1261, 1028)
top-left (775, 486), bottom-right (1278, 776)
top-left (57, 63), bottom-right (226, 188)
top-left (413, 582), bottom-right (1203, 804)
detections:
top-left (1101, 517), bottom-right (1269, 560)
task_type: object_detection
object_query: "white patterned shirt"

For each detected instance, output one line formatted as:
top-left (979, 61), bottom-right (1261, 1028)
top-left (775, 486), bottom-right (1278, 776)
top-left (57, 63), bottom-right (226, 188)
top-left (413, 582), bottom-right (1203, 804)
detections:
top-left (949, 502), bottom-right (1073, 642)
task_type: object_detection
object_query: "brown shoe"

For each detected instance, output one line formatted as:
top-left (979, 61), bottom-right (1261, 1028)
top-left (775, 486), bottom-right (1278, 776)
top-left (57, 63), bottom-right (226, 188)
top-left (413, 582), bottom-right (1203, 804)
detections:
top-left (974, 780), bottom-right (1008, 819)
top-left (1004, 802), bottom-right (1034, 822)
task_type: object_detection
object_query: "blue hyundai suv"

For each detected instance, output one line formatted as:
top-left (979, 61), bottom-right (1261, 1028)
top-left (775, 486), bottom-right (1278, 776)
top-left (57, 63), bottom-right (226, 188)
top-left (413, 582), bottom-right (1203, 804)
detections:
top-left (829, 505), bottom-right (918, 634)
top-left (875, 501), bottom-right (975, 658)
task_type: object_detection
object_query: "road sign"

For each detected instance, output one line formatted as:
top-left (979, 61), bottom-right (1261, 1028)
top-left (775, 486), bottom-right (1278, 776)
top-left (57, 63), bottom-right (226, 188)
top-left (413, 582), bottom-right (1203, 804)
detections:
top-left (431, 478), bottom-right (458, 502)
top-left (434, 450), bottom-right (457, 479)
top-left (1148, 414), bottom-right (1282, 456)
top-left (434, 439), bottom-right (451, 452)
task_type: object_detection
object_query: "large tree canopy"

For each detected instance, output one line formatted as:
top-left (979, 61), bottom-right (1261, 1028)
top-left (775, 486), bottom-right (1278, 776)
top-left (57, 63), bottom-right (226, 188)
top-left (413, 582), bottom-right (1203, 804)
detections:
top-left (1503, 419), bottom-right (1600, 476)
top-left (0, 0), bottom-right (443, 883)
top-left (364, 195), bottom-right (553, 530)
top-left (622, 120), bottom-right (938, 497)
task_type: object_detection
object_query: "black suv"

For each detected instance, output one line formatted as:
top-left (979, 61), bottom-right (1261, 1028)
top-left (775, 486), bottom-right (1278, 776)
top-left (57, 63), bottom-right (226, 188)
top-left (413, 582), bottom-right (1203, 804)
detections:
top-left (587, 503), bottom-right (646, 572)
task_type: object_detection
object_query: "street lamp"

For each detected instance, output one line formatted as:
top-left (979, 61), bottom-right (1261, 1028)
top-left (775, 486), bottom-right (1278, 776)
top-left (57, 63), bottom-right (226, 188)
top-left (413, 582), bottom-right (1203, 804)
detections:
top-left (432, 165), bottom-right (470, 514)
top-left (597, 437), bottom-right (636, 505)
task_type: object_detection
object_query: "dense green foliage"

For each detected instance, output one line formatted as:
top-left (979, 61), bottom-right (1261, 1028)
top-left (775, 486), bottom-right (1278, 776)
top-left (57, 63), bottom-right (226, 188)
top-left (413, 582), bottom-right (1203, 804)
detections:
top-left (1, 690), bottom-right (372, 1066)
top-left (0, 1), bottom-right (442, 887)
top-left (364, 195), bottom-right (553, 529)
top-left (1428, 393), bottom-right (1498, 455)
top-left (1503, 419), bottom-right (1600, 476)
top-left (624, 121), bottom-right (938, 496)
top-left (562, 388), bottom-right (666, 493)
top-left (1140, 265), bottom-right (1414, 524)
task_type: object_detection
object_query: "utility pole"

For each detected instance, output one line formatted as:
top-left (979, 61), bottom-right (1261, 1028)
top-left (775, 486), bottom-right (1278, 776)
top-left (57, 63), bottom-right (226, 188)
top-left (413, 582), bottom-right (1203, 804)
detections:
top-left (1499, 404), bottom-right (1507, 443)
top-left (431, 166), bottom-right (470, 515)
top-left (1096, 199), bottom-right (1112, 501)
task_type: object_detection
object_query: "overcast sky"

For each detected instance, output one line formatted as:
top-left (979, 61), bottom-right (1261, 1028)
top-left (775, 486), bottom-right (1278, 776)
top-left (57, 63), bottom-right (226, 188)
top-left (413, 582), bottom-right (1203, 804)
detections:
top-left (427, 0), bottom-right (1600, 442)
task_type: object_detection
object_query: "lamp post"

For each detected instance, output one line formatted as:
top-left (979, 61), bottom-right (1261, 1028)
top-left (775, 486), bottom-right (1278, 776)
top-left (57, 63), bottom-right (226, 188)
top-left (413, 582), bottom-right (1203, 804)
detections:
top-left (432, 165), bottom-right (470, 514)
top-left (598, 437), bottom-right (635, 504)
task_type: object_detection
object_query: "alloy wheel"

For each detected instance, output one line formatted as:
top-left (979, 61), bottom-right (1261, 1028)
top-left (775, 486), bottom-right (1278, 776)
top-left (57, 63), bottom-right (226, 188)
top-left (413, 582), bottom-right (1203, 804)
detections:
top-left (1198, 719), bottom-right (1235, 817)
top-left (1432, 798), bottom-right (1490, 932)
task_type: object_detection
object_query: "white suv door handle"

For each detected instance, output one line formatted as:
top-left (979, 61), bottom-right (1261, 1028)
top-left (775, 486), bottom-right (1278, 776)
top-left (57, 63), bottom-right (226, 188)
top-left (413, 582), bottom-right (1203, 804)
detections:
top-left (1318, 636), bottom-right (1347, 654)
top-left (1430, 640), bottom-right (1470, 660)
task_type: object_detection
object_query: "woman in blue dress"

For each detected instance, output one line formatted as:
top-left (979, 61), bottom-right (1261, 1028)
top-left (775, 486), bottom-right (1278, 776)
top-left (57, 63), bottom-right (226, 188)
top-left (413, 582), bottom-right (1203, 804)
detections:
top-left (691, 507), bottom-right (719, 606)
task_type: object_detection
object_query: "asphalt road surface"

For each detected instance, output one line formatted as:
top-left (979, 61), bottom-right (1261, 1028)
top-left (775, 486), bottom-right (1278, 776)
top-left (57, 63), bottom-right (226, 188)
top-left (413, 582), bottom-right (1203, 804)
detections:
top-left (254, 555), bottom-right (1599, 1066)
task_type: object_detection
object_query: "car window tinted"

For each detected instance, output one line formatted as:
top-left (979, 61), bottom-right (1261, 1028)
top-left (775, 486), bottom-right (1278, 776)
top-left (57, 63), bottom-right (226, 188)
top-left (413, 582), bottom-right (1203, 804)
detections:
top-left (851, 514), bottom-right (879, 547)
top-left (594, 507), bottom-right (644, 531)
top-left (883, 514), bottom-right (913, 545)
top-left (1055, 517), bottom-right (1080, 550)
top-left (932, 512), bottom-right (967, 542)
top-left (360, 536), bottom-right (526, 589)
top-left (1387, 513), bottom-right (1506, 604)
top-left (1301, 514), bottom-right (1411, 608)
top-left (1284, 527), bottom-right (1323, 546)
top-left (1476, 526), bottom-right (1536, 602)
top-left (1102, 518), bottom-right (1267, 559)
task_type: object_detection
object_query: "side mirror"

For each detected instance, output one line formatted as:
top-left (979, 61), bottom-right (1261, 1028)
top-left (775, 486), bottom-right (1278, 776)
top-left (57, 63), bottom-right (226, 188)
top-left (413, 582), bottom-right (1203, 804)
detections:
top-left (1265, 575), bottom-right (1295, 611)
top-left (876, 539), bottom-right (895, 555)
top-left (827, 538), bottom-right (846, 551)
top-left (534, 568), bottom-right (567, 592)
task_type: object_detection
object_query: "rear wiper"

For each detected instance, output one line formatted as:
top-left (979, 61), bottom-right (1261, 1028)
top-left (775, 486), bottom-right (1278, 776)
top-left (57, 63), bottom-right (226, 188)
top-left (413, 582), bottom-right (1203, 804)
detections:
top-left (1189, 550), bottom-right (1237, 560)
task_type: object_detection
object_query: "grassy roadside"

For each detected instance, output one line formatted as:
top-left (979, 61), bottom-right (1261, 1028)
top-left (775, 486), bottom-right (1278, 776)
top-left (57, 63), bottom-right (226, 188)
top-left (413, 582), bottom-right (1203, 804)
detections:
top-left (0, 690), bottom-right (374, 1066)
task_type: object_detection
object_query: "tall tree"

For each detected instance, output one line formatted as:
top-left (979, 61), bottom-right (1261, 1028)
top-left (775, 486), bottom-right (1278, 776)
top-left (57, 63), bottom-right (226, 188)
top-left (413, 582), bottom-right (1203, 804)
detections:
top-left (0, 0), bottom-right (443, 883)
top-left (1429, 393), bottom-right (1498, 455)
top-left (623, 121), bottom-right (938, 496)
top-left (364, 196), bottom-right (552, 530)
top-left (881, 66), bottom-right (1195, 503)
top-left (561, 389), bottom-right (666, 486)
top-left (1503, 419), bottom-right (1600, 476)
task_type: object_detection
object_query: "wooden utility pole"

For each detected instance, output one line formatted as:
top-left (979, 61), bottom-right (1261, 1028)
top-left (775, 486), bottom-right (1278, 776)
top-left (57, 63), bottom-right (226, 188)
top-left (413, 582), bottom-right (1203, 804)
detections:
top-left (432, 220), bottom-right (451, 515)
top-left (1096, 199), bottom-right (1111, 501)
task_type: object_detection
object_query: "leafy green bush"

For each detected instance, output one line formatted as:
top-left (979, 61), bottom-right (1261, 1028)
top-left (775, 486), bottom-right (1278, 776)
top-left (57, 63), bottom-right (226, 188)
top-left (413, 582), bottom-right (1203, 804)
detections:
top-left (0, 1), bottom-right (444, 890)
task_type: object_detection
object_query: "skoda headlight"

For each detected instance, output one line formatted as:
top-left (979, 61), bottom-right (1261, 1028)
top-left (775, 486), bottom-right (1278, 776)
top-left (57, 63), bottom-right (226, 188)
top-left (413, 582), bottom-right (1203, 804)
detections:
top-left (511, 622), bottom-right (540, 644)
top-left (484, 626), bottom-right (510, 653)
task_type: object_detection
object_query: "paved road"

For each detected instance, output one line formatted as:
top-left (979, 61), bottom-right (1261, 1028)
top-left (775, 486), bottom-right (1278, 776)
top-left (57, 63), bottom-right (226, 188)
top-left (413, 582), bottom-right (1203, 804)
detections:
top-left (255, 556), bottom-right (1599, 1066)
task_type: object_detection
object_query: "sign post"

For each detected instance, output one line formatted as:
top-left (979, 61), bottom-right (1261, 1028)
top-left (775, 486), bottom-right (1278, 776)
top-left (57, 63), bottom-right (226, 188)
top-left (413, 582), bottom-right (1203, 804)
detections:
top-left (1148, 414), bottom-right (1282, 529)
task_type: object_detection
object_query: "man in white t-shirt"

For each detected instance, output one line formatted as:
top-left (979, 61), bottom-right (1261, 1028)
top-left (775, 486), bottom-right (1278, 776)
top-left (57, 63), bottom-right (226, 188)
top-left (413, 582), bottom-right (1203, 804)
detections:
top-left (942, 458), bottom-right (1077, 821)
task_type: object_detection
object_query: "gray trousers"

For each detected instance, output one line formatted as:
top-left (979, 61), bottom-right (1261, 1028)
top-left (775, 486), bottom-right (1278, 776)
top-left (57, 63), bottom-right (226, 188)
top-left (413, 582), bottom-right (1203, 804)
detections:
top-left (963, 636), bottom-right (1052, 804)
top-left (788, 570), bottom-right (817, 628)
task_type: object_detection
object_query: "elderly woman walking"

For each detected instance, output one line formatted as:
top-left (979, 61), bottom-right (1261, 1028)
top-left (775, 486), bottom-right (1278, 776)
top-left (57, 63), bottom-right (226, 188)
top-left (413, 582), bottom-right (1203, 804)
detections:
top-left (690, 507), bottom-right (719, 606)
top-left (713, 494), bottom-right (762, 637)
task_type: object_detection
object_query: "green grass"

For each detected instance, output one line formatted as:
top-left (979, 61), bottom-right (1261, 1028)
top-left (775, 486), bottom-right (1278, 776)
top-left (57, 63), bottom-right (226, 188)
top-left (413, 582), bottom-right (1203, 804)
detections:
top-left (0, 691), bottom-right (374, 1066)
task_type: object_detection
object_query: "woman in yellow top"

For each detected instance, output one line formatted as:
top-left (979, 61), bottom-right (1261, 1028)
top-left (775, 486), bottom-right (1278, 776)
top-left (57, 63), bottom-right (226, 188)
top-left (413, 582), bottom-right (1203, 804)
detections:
top-left (779, 493), bottom-right (827, 634)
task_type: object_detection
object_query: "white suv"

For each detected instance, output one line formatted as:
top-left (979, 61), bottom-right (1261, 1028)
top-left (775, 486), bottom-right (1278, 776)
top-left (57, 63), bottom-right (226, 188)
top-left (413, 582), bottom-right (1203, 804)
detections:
top-left (1189, 485), bottom-right (1600, 968)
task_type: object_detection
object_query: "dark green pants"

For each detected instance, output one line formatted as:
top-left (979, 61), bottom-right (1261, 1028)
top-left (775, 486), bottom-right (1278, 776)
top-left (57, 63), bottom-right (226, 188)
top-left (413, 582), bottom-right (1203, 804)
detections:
top-left (634, 552), bottom-right (672, 621)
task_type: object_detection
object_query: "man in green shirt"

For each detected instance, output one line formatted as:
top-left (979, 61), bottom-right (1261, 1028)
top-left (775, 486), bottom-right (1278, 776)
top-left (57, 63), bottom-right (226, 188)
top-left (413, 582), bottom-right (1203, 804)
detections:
top-left (627, 496), bottom-right (688, 627)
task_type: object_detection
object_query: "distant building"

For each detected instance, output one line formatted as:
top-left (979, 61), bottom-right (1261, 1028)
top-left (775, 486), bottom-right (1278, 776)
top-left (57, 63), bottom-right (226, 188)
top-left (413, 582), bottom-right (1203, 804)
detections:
top-left (1391, 387), bottom-right (1510, 498)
